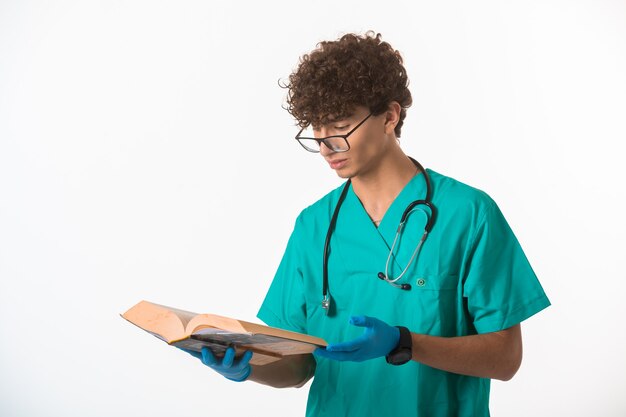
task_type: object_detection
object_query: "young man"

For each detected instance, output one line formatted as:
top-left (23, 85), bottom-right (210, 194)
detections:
top-left (189, 31), bottom-right (550, 416)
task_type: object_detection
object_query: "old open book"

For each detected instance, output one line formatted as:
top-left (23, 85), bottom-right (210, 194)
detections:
top-left (122, 300), bottom-right (326, 366)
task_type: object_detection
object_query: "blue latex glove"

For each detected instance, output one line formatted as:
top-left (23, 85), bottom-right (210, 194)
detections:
top-left (313, 315), bottom-right (400, 362)
top-left (179, 346), bottom-right (253, 382)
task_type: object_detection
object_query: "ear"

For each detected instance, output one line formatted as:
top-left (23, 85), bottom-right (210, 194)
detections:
top-left (383, 101), bottom-right (401, 135)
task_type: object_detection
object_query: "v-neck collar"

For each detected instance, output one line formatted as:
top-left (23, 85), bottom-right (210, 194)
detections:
top-left (375, 171), bottom-right (428, 244)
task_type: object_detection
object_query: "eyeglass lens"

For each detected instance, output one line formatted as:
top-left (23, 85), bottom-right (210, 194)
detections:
top-left (297, 136), bottom-right (349, 152)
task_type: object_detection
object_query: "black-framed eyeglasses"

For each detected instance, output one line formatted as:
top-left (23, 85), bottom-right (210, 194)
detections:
top-left (295, 113), bottom-right (373, 153)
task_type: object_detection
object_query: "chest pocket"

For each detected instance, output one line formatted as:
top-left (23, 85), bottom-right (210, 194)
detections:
top-left (411, 273), bottom-right (458, 291)
top-left (406, 273), bottom-right (461, 337)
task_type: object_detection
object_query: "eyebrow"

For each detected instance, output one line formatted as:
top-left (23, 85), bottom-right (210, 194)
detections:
top-left (327, 114), bottom-right (354, 124)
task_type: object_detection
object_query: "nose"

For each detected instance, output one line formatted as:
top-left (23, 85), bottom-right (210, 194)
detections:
top-left (319, 141), bottom-right (334, 156)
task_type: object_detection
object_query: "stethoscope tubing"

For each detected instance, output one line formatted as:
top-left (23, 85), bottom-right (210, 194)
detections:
top-left (321, 157), bottom-right (436, 315)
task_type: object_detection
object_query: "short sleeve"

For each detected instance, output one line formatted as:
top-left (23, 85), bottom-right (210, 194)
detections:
top-left (463, 199), bottom-right (550, 334)
top-left (257, 216), bottom-right (308, 334)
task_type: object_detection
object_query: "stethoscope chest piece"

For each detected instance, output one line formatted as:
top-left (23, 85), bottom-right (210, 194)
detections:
top-left (321, 294), bottom-right (335, 317)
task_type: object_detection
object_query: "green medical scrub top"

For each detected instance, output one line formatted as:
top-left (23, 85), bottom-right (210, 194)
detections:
top-left (257, 169), bottom-right (550, 417)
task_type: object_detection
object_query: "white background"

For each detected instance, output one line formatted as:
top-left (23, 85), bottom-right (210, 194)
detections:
top-left (1, 1), bottom-right (625, 416)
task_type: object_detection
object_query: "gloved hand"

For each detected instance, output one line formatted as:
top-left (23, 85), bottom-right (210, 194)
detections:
top-left (313, 315), bottom-right (400, 362)
top-left (179, 346), bottom-right (253, 382)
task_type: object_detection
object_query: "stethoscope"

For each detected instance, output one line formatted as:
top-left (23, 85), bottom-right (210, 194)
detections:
top-left (321, 157), bottom-right (436, 316)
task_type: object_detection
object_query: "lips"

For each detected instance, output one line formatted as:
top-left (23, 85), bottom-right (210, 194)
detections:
top-left (327, 158), bottom-right (348, 170)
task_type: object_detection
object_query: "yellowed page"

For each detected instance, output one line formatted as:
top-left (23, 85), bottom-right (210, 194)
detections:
top-left (122, 300), bottom-right (195, 343)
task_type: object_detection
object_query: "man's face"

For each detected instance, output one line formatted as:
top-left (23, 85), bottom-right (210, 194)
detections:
top-left (316, 106), bottom-right (391, 179)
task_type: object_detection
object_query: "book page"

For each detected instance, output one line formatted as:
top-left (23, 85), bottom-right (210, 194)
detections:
top-left (190, 328), bottom-right (321, 355)
top-left (172, 337), bottom-right (281, 366)
top-left (122, 300), bottom-right (191, 342)
top-left (186, 314), bottom-right (326, 346)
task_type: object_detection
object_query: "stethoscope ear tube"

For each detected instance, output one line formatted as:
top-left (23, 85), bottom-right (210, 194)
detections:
top-left (400, 200), bottom-right (436, 233)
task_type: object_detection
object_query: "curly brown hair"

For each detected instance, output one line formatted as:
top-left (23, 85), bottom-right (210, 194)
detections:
top-left (282, 31), bottom-right (412, 137)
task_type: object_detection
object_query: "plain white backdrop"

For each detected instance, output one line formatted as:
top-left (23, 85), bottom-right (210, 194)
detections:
top-left (1, 0), bottom-right (625, 416)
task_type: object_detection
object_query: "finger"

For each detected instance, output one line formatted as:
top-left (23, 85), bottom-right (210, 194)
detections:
top-left (313, 347), bottom-right (334, 359)
top-left (314, 347), bottom-right (360, 362)
top-left (222, 347), bottom-right (236, 368)
top-left (201, 347), bottom-right (217, 366)
top-left (324, 336), bottom-right (366, 352)
top-left (349, 315), bottom-right (374, 328)
top-left (239, 350), bottom-right (253, 366)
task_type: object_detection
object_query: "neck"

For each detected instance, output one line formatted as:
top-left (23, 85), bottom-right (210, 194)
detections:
top-left (351, 149), bottom-right (419, 215)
